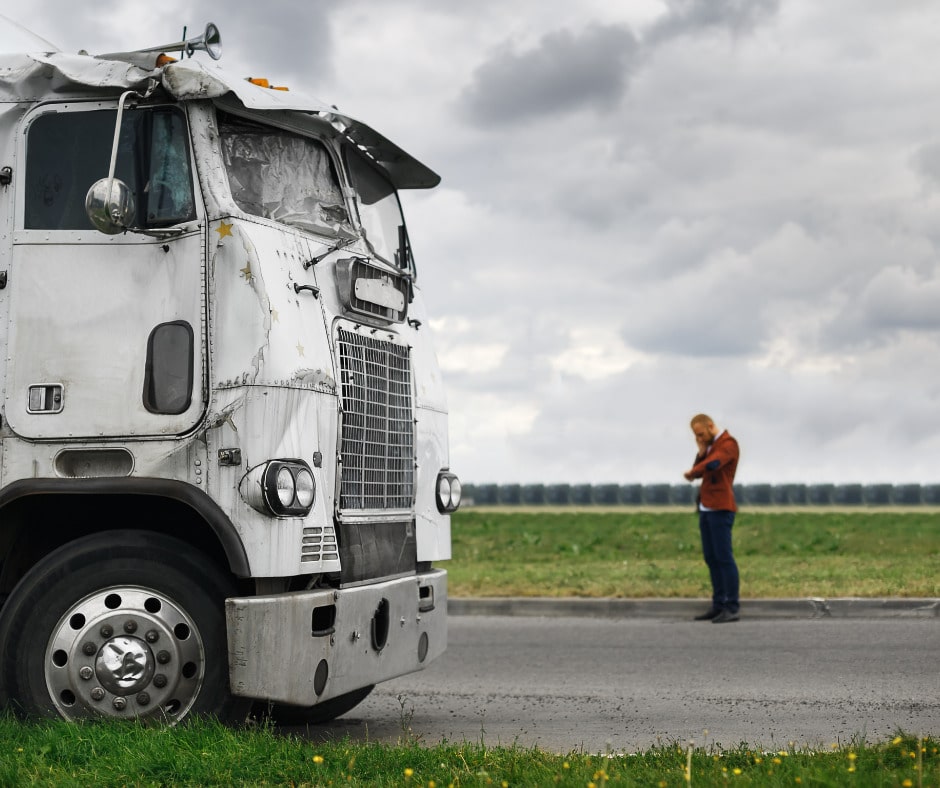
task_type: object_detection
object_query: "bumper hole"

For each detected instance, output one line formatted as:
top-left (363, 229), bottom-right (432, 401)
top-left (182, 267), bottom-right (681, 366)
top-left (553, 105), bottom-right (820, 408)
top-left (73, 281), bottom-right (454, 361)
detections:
top-left (418, 585), bottom-right (435, 612)
top-left (314, 659), bottom-right (329, 696)
top-left (52, 649), bottom-right (68, 667)
top-left (371, 598), bottom-right (390, 652)
top-left (311, 604), bottom-right (336, 637)
top-left (145, 597), bottom-right (162, 614)
top-left (68, 613), bottom-right (86, 630)
top-left (174, 623), bottom-right (191, 640)
top-left (104, 594), bottom-right (122, 610)
top-left (181, 661), bottom-right (197, 679)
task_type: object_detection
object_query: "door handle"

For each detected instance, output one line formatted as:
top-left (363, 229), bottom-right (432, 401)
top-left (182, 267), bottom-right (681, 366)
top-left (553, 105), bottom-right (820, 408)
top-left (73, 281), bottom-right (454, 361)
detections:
top-left (293, 283), bottom-right (320, 298)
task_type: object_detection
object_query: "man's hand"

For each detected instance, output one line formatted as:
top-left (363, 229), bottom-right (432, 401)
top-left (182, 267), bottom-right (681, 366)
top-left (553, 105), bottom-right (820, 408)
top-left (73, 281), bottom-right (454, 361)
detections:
top-left (683, 469), bottom-right (695, 481)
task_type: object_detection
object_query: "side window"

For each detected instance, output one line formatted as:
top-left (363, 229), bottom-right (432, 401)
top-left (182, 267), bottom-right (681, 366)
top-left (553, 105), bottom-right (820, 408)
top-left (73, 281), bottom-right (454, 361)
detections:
top-left (143, 321), bottom-right (194, 415)
top-left (344, 146), bottom-right (413, 272)
top-left (25, 106), bottom-right (195, 230)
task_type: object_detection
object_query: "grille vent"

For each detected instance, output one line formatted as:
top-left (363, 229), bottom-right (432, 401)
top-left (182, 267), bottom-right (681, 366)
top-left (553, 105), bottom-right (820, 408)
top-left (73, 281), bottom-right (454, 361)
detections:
top-left (301, 524), bottom-right (339, 563)
top-left (337, 328), bottom-right (414, 511)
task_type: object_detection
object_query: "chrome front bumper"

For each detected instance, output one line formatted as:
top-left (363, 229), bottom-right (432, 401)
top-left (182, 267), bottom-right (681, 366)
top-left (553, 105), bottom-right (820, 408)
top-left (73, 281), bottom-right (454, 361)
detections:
top-left (225, 569), bottom-right (447, 705)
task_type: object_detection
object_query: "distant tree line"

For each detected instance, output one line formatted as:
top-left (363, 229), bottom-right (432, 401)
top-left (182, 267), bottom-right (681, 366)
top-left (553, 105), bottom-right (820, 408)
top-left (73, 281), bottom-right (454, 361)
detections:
top-left (460, 482), bottom-right (940, 506)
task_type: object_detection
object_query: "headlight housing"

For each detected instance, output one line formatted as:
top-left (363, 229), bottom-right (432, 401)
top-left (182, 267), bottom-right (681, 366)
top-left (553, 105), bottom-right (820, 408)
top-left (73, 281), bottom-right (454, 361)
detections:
top-left (262, 460), bottom-right (316, 516)
top-left (436, 470), bottom-right (461, 513)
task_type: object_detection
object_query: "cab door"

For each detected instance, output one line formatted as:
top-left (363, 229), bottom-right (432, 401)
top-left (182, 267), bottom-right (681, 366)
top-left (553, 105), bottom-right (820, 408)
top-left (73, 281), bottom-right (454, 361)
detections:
top-left (5, 102), bottom-right (206, 440)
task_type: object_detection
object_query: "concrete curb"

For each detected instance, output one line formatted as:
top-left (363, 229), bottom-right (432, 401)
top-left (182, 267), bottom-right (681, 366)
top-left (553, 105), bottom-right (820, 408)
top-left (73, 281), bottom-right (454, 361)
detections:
top-left (448, 596), bottom-right (940, 619)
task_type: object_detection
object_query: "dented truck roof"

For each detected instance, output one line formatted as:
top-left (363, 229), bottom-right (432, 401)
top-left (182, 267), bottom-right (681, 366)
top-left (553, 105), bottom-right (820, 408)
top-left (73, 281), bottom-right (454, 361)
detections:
top-left (0, 48), bottom-right (440, 189)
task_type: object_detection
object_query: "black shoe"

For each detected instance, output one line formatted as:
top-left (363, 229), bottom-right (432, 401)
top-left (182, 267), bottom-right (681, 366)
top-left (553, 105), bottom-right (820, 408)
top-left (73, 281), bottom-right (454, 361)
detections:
top-left (694, 608), bottom-right (720, 621)
top-left (712, 609), bottom-right (740, 624)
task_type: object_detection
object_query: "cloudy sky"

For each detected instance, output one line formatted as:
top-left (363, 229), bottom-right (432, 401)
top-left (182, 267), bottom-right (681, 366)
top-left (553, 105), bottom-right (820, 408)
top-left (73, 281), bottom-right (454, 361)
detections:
top-left (8, 1), bottom-right (940, 486)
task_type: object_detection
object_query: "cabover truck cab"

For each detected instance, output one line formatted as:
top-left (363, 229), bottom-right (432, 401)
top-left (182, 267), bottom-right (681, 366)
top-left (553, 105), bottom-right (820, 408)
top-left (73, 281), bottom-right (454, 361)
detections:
top-left (0, 23), bottom-right (459, 723)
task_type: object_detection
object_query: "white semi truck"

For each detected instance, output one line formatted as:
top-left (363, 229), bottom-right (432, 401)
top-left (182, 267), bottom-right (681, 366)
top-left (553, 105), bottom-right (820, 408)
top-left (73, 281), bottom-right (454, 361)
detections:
top-left (0, 20), bottom-right (459, 723)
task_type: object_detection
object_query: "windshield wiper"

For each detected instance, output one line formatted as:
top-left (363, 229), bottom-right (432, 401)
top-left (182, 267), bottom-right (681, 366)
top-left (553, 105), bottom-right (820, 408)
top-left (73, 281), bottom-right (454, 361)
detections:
top-left (303, 237), bottom-right (356, 269)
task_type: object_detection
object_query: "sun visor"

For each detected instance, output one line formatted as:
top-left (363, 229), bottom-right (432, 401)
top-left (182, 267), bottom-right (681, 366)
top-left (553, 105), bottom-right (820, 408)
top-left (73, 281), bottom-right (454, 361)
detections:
top-left (162, 60), bottom-right (440, 190)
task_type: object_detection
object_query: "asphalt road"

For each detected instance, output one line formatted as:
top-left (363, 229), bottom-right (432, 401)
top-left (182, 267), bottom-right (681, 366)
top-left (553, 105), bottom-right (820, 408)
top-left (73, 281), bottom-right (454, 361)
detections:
top-left (299, 614), bottom-right (940, 753)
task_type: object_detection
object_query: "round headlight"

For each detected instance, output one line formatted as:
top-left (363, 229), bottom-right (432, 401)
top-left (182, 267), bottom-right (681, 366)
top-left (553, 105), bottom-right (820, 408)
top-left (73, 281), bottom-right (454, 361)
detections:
top-left (437, 475), bottom-right (452, 509)
top-left (295, 468), bottom-right (315, 509)
top-left (449, 477), bottom-right (462, 509)
top-left (275, 466), bottom-right (296, 507)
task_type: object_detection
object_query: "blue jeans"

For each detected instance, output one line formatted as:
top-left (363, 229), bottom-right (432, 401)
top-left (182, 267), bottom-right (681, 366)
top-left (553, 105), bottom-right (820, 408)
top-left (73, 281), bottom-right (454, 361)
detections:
top-left (698, 510), bottom-right (739, 613)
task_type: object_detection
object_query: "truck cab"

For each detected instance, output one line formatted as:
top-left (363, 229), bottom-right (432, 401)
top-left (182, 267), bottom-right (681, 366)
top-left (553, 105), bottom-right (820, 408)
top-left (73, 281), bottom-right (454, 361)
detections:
top-left (0, 22), bottom-right (458, 723)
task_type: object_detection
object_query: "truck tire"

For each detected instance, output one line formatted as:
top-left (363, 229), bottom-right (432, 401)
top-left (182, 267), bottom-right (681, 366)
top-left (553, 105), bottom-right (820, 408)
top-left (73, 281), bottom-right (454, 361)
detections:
top-left (0, 530), bottom-right (249, 724)
top-left (264, 685), bottom-right (375, 725)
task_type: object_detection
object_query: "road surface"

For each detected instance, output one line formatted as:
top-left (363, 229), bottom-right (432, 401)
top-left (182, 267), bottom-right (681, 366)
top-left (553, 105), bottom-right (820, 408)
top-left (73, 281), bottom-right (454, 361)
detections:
top-left (296, 614), bottom-right (940, 753)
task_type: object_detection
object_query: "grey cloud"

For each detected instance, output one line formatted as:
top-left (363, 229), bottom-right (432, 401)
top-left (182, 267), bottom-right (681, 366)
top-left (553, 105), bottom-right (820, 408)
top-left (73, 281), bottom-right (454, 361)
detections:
top-left (645, 0), bottom-right (782, 44)
top-left (623, 303), bottom-right (764, 358)
top-left (458, 24), bottom-right (639, 126)
top-left (913, 141), bottom-right (940, 189)
top-left (823, 267), bottom-right (940, 349)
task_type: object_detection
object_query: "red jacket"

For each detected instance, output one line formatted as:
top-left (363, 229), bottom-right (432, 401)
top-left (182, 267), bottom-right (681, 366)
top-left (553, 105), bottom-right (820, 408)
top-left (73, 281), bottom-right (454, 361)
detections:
top-left (689, 430), bottom-right (739, 512)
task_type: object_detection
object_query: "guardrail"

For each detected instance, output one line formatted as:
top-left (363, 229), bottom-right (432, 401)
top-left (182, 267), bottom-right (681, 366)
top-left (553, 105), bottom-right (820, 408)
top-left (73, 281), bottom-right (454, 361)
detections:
top-left (459, 482), bottom-right (940, 506)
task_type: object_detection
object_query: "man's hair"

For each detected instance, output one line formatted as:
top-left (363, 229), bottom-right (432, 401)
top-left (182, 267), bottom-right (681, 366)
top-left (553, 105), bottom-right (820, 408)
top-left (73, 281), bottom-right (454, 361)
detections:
top-left (690, 413), bottom-right (714, 428)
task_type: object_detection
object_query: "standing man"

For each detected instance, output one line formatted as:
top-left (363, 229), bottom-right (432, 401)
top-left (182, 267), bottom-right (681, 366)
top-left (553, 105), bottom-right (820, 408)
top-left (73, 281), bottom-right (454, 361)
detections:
top-left (683, 414), bottom-right (740, 623)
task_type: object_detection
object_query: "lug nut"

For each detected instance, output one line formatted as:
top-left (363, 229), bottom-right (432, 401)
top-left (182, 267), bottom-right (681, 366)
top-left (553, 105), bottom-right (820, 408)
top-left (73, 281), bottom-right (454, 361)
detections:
top-left (79, 666), bottom-right (94, 681)
top-left (90, 687), bottom-right (105, 702)
top-left (100, 625), bottom-right (113, 638)
top-left (123, 620), bottom-right (138, 634)
top-left (82, 642), bottom-right (97, 656)
top-left (112, 697), bottom-right (127, 711)
top-left (136, 692), bottom-right (150, 706)
top-left (145, 630), bottom-right (159, 643)
top-left (156, 650), bottom-right (171, 664)
top-left (153, 674), bottom-right (168, 689)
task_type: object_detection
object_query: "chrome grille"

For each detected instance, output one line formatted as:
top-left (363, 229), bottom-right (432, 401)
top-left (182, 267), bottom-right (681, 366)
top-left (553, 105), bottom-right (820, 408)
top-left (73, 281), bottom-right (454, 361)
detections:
top-left (337, 328), bottom-right (414, 510)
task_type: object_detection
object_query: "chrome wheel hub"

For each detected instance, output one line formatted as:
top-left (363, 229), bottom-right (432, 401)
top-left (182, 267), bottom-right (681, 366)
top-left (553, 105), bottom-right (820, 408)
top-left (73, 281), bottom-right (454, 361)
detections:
top-left (95, 635), bottom-right (154, 695)
top-left (44, 586), bottom-right (205, 722)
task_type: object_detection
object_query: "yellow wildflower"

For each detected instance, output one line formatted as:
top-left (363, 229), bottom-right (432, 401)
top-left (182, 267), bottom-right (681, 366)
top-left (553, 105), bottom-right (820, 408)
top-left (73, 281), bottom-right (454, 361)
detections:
top-left (733, 768), bottom-right (742, 775)
top-left (313, 755), bottom-right (324, 765)
top-left (847, 752), bottom-right (857, 761)
top-left (404, 767), bottom-right (414, 777)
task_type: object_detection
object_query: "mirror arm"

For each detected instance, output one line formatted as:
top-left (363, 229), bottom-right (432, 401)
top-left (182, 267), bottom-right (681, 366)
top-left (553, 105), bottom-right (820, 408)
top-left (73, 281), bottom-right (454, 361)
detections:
top-left (104, 91), bottom-right (140, 225)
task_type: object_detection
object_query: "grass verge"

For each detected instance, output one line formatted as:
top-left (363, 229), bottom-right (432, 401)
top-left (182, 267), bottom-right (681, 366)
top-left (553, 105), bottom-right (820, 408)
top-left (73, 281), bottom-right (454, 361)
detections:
top-left (0, 717), bottom-right (936, 786)
top-left (449, 509), bottom-right (940, 598)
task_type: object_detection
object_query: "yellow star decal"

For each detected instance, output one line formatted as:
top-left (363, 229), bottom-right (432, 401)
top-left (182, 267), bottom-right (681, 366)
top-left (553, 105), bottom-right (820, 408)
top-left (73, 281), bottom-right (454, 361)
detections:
top-left (296, 341), bottom-right (305, 357)
top-left (270, 309), bottom-right (280, 323)
top-left (240, 262), bottom-right (253, 282)
top-left (216, 221), bottom-right (233, 238)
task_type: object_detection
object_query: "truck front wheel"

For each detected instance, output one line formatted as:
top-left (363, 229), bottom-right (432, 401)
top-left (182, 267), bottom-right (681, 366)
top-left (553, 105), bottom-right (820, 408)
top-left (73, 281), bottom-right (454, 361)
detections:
top-left (0, 530), bottom-right (248, 724)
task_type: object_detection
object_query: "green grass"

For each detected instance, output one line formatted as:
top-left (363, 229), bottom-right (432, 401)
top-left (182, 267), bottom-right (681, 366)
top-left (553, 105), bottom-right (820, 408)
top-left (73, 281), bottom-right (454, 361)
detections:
top-left (0, 717), bottom-right (936, 786)
top-left (448, 509), bottom-right (940, 598)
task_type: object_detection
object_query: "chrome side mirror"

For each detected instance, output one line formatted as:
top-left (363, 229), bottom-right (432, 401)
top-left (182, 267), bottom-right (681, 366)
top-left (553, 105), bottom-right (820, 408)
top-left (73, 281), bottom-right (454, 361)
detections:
top-left (85, 177), bottom-right (136, 234)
